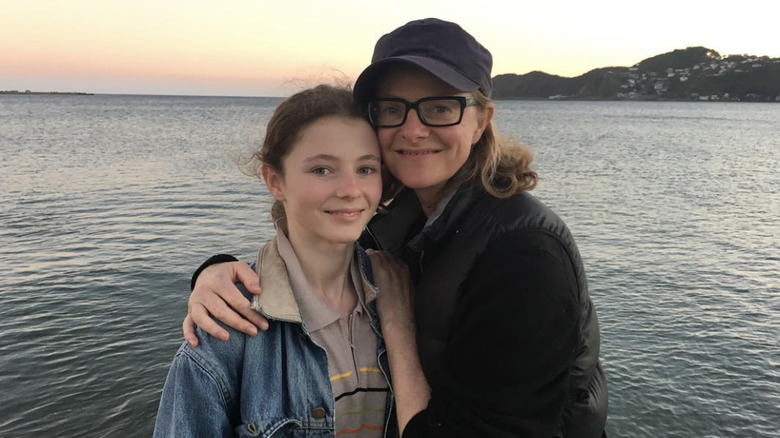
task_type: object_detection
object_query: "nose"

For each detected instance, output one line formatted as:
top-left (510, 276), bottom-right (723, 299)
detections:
top-left (335, 172), bottom-right (362, 199)
top-left (399, 108), bottom-right (429, 142)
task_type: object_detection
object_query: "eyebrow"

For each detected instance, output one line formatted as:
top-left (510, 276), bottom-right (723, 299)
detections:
top-left (303, 154), bottom-right (380, 163)
top-left (359, 154), bottom-right (381, 162)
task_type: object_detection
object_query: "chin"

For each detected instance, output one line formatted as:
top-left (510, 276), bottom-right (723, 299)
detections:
top-left (399, 177), bottom-right (441, 192)
top-left (392, 168), bottom-right (439, 189)
top-left (324, 229), bottom-right (364, 245)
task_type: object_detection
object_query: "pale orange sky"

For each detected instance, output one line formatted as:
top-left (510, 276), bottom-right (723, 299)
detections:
top-left (2, 0), bottom-right (778, 96)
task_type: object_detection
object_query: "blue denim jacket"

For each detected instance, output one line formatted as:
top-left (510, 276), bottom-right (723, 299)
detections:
top-left (154, 241), bottom-right (396, 437)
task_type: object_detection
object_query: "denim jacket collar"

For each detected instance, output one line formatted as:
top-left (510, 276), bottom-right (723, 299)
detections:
top-left (250, 236), bottom-right (379, 327)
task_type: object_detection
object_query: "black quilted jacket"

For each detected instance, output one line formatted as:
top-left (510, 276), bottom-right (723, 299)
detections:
top-left (361, 181), bottom-right (608, 438)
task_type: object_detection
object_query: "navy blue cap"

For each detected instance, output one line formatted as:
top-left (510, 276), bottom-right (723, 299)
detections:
top-left (353, 18), bottom-right (493, 102)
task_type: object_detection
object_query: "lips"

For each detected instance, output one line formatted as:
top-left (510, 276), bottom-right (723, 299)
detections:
top-left (397, 149), bottom-right (440, 156)
top-left (324, 208), bottom-right (364, 218)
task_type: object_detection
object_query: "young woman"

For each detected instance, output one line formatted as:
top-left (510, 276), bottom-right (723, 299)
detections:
top-left (185, 18), bottom-right (609, 437)
top-left (153, 85), bottom-right (398, 437)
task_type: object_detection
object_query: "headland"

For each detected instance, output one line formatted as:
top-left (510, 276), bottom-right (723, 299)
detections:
top-left (0, 90), bottom-right (94, 95)
top-left (493, 47), bottom-right (780, 102)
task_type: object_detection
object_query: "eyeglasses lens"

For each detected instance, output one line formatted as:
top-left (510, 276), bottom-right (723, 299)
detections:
top-left (370, 98), bottom-right (465, 127)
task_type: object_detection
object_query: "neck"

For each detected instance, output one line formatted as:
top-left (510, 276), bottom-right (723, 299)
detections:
top-left (413, 188), bottom-right (441, 218)
top-left (414, 181), bottom-right (454, 217)
top-left (286, 230), bottom-right (357, 317)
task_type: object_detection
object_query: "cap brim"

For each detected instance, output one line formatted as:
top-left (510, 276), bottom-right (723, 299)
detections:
top-left (353, 56), bottom-right (481, 102)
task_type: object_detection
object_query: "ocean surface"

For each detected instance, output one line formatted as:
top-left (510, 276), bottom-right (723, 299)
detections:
top-left (1, 94), bottom-right (777, 437)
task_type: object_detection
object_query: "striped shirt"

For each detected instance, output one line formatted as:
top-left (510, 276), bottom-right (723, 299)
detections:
top-left (277, 232), bottom-right (388, 436)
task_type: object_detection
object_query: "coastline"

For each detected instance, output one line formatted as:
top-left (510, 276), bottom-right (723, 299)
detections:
top-left (0, 90), bottom-right (93, 95)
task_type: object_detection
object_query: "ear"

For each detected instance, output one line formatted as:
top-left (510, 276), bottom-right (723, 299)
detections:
top-left (262, 164), bottom-right (285, 201)
top-left (472, 102), bottom-right (495, 144)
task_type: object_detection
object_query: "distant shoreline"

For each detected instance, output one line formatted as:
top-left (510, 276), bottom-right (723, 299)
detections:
top-left (1, 90), bottom-right (777, 102)
top-left (493, 96), bottom-right (779, 103)
top-left (0, 90), bottom-right (93, 95)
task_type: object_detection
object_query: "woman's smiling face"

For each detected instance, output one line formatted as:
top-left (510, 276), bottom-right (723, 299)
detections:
top-left (375, 65), bottom-right (492, 203)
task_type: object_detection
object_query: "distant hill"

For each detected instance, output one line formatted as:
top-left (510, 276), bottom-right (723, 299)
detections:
top-left (0, 90), bottom-right (93, 96)
top-left (493, 47), bottom-right (780, 102)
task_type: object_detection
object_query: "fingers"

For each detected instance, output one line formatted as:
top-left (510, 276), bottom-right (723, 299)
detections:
top-left (239, 306), bottom-right (270, 332)
top-left (183, 314), bottom-right (199, 348)
top-left (189, 301), bottom-right (231, 342)
top-left (221, 283), bottom-right (268, 333)
top-left (192, 285), bottom-right (259, 337)
top-left (182, 259), bottom-right (270, 347)
top-left (233, 262), bottom-right (262, 295)
top-left (197, 261), bottom-right (267, 333)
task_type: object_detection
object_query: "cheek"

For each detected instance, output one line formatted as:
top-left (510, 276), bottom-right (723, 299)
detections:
top-left (442, 129), bottom-right (474, 157)
top-left (376, 129), bottom-right (395, 151)
top-left (457, 112), bottom-right (484, 145)
top-left (469, 123), bottom-right (484, 145)
top-left (285, 178), bottom-right (322, 208)
top-left (360, 175), bottom-right (383, 208)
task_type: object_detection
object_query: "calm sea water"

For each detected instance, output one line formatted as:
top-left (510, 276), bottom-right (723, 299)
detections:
top-left (1, 95), bottom-right (777, 437)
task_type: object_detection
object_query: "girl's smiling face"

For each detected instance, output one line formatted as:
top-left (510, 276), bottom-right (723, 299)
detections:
top-left (263, 116), bottom-right (382, 246)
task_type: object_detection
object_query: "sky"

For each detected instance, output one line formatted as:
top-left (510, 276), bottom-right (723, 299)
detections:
top-left (2, 0), bottom-right (778, 97)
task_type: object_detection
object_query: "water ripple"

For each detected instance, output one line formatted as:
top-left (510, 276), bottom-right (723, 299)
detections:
top-left (1, 97), bottom-right (777, 437)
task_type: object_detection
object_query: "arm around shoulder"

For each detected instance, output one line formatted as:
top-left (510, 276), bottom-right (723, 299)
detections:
top-left (185, 258), bottom-right (268, 347)
top-left (191, 254), bottom-right (239, 291)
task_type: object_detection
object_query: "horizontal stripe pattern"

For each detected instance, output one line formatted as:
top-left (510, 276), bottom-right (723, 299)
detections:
top-left (335, 406), bottom-right (386, 421)
top-left (330, 367), bottom-right (383, 382)
top-left (330, 371), bottom-right (353, 382)
top-left (297, 259), bottom-right (387, 437)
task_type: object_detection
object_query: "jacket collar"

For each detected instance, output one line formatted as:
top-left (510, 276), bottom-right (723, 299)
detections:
top-left (250, 235), bottom-right (379, 325)
top-left (366, 188), bottom-right (424, 254)
top-left (368, 180), bottom-right (486, 254)
top-left (250, 238), bottom-right (302, 323)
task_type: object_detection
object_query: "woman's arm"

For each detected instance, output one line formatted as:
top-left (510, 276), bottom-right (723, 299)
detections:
top-left (368, 250), bottom-right (431, 434)
top-left (183, 259), bottom-right (268, 347)
top-left (403, 230), bottom-right (582, 438)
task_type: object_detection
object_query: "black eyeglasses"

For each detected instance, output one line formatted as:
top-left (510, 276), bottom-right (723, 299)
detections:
top-left (368, 96), bottom-right (478, 128)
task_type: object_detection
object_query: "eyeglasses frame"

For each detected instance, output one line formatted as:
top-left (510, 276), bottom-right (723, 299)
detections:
top-left (367, 96), bottom-right (479, 128)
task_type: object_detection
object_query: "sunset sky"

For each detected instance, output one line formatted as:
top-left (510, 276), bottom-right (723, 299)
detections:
top-left (2, 0), bottom-right (778, 97)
